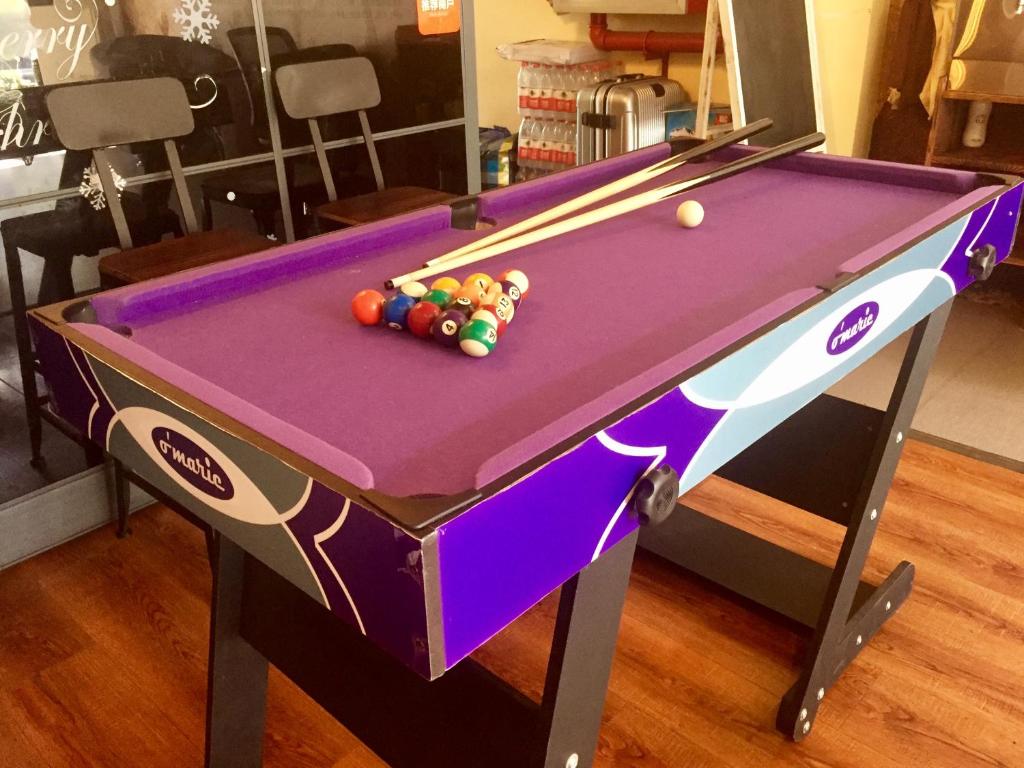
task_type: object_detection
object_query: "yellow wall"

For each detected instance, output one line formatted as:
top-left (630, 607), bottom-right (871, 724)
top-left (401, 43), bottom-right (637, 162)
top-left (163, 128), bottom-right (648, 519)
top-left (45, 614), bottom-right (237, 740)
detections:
top-left (473, 0), bottom-right (891, 157)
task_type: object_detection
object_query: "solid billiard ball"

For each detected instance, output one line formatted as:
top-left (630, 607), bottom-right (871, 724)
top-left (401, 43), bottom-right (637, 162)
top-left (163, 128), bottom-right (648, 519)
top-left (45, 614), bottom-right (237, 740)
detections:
top-left (407, 301), bottom-right (442, 338)
top-left (475, 306), bottom-right (507, 337)
top-left (498, 280), bottom-right (523, 307)
top-left (351, 289), bottom-right (385, 326)
top-left (464, 272), bottom-right (493, 293)
top-left (432, 309), bottom-right (468, 347)
top-left (459, 319), bottom-right (499, 358)
top-left (676, 200), bottom-right (704, 228)
top-left (421, 289), bottom-right (452, 309)
top-left (497, 269), bottom-right (529, 297)
top-left (491, 293), bottom-right (516, 323)
top-left (383, 294), bottom-right (417, 330)
top-left (399, 281), bottom-right (428, 299)
top-left (448, 296), bottom-right (475, 316)
top-left (431, 276), bottom-right (462, 294)
top-left (454, 285), bottom-right (485, 309)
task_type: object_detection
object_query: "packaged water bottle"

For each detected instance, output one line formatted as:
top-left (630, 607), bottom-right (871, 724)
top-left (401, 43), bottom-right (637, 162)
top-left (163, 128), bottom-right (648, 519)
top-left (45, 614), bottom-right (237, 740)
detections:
top-left (517, 63), bottom-right (531, 115)
top-left (566, 123), bottom-right (578, 167)
top-left (526, 64), bottom-right (542, 115)
top-left (538, 66), bottom-right (555, 118)
top-left (517, 118), bottom-right (534, 169)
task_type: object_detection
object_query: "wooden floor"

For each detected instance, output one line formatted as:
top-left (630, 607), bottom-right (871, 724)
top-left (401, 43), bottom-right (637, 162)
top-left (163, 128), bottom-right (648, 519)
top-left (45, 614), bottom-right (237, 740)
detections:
top-left (0, 440), bottom-right (1022, 768)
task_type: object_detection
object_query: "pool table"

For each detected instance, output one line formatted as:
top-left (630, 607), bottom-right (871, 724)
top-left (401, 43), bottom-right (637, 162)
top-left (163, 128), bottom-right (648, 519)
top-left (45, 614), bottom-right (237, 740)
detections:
top-left (30, 141), bottom-right (1022, 767)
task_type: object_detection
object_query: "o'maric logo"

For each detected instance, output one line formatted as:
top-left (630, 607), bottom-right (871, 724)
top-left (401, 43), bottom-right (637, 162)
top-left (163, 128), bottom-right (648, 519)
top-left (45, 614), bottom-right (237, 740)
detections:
top-left (827, 302), bottom-right (879, 356)
top-left (152, 427), bottom-right (235, 501)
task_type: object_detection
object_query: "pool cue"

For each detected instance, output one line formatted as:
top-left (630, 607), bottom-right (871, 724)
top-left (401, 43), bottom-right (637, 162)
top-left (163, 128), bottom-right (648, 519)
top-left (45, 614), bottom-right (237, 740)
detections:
top-left (422, 118), bottom-right (774, 269)
top-left (385, 132), bottom-right (825, 291)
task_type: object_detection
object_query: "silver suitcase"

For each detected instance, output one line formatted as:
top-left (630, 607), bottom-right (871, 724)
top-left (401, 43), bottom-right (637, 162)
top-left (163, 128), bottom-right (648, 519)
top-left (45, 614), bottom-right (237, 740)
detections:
top-left (576, 74), bottom-right (688, 165)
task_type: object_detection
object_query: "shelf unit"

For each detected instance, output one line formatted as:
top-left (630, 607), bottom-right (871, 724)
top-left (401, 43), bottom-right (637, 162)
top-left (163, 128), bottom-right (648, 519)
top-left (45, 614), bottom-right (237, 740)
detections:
top-left (926, 78), bottom-right (1024, 267)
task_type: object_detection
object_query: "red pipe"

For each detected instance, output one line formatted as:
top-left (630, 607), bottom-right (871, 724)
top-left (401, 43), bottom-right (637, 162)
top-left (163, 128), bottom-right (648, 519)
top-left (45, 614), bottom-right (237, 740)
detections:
top-left (588, 13), bottom-right (712, 57)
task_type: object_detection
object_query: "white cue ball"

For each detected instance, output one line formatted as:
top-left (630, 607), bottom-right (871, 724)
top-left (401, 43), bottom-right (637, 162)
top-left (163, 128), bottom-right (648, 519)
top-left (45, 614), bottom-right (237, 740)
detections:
top-left (399, 281), bottom-right (428, 299)
top-left (676, 200), bottom-right (705, 229)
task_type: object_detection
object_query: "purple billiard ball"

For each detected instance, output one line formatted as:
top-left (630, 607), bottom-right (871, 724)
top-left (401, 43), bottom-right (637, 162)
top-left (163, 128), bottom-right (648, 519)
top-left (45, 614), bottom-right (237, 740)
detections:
top-left (498, 280), bottom-right (523, 308)
top-left (383, 294), bottom-right (417, 330)
top-left (431, 309), bottom-right (468, 347)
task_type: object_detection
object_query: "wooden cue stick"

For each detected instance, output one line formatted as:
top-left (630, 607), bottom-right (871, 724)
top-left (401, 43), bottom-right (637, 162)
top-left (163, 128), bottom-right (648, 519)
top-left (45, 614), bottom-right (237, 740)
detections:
top-left (423, 118), bottom-right (774, 269)
top-left (385, 132), bottom-right (825, 291)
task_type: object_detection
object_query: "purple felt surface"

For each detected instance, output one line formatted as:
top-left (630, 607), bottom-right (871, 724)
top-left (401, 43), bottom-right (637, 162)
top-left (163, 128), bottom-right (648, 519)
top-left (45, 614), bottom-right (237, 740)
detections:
top-left (82, 149), bottom-right (997, 498)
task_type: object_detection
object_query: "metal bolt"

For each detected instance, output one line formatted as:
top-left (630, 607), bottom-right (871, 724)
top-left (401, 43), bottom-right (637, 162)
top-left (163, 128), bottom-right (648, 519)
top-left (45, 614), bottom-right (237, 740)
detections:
top-left (817, 687), bottom-right (825, 701)
top-left (870, 509), bottom-right (878, 521)
top-left (803, 721), bottom-right (811, 734)
top-left (798, 708), bottom-right (808, 721)
top-left (885, 600), bottom-right (892, 612)
top-left (566, 755), bottom-right (579, 768)
top-left (856, 634), bottom-right (863, 646)
top-left (226, 191), bottom-right (237, 202)
top-left (896, 431), bottom-right (904, 443)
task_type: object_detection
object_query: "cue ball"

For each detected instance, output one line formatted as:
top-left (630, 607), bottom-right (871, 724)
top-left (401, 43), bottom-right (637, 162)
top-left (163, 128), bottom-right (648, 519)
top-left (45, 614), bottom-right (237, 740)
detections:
top-left (676, 200), bottom-right (704, 229)
top-left (399, 281), bottom-right (428, 299)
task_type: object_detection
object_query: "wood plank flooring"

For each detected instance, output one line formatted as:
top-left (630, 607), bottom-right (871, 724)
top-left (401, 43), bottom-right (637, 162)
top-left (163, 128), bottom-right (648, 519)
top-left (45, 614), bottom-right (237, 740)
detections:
top-left (0, 439), bottom-right (1021, 768)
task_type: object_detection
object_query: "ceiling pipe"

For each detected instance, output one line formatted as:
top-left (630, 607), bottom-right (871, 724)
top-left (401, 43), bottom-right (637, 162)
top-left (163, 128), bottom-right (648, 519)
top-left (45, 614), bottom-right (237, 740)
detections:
top-left (588, 13), bottom-right (718, 57)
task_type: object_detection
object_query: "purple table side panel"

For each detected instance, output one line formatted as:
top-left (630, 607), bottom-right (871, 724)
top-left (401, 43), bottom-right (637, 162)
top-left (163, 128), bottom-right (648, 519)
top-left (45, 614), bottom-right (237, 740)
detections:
top-left (92, 206), bottom-right (455, 327)
top-left (941, 181), bottom-right (1023, 292)
top-left (437, 180), bottom-right (1023, 670)
top-left (31, 319), bottom-right (433, 677)
top-left (283, 487), bottom-right (433, 677)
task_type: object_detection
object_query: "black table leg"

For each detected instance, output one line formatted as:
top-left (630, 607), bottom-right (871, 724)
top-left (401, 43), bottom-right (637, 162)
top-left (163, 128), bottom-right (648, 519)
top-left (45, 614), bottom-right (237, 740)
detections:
top-left (205, 535), bottom-right (269, 768)
top-left (201, 530), bottom-right (637, 767)
top-left (776, 300), bottom-right (953, 739)
top-left (535, 530), bottom-right (637, 768)
top-left (641, 301), bottom-right (954, 741)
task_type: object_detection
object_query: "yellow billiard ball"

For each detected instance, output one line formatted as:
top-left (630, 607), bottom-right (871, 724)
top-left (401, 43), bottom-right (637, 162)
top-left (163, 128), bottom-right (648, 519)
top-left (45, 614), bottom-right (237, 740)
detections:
top-left (676, 200), bottom-right (705, 229)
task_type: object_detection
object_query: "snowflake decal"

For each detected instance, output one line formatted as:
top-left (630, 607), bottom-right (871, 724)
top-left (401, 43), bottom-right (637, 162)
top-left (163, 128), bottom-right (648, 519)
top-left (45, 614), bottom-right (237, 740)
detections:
top-left (79, 162), bottom-right (127, 211)
top-left (173, 0), bottom-right (220, 45)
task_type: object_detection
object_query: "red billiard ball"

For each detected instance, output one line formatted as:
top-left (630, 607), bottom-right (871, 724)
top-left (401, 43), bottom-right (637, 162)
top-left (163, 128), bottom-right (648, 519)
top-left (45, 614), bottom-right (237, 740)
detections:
top-left (431, 309), bottom-right (468, 347)
top-left (407, 301), bottom-right (442, 338)
top-left (351, 289), bottom-right (385, 326)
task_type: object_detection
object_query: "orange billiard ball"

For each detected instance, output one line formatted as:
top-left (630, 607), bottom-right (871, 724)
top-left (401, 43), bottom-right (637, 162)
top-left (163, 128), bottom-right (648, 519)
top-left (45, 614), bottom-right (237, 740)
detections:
top-left (351, 289), bottom-right (385, 326)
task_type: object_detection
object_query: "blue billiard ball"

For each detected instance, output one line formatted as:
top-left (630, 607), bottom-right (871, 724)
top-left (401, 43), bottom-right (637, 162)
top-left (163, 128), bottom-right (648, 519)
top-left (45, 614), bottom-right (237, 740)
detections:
top-left (383, 294), bottom-right (417, 330)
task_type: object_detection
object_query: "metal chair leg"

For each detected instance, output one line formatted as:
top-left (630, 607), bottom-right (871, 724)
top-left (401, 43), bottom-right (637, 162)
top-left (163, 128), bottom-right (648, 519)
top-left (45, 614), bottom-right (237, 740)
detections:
top-left (3, 229), bottom-right (45, 468)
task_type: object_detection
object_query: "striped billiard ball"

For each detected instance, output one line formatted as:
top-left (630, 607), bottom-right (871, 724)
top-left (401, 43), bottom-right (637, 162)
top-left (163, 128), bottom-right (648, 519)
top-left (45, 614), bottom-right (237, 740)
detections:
top-left (432, 309), bottom-right (468, 347)
top-left (471, 307), bottom-right (507, 337)
top-left (383, 294), bottom-right (417, 330)
top-left (497, 269), bottom-right (529, 297)
top-left (459, 319), bottom-right (498, 358)
top-left (491, 293), bottom-right (515, 323)
top-left (498, 280), bottom-right (523, 307)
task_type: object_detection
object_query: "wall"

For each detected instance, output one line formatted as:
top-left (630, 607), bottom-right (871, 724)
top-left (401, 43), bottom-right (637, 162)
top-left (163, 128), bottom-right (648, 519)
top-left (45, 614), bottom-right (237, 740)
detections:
top-left (473, 0), bottom-right (892, 157)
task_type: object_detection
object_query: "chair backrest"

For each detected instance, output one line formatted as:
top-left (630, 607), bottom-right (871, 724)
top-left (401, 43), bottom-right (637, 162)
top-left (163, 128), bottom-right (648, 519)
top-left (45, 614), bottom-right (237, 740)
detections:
top-left (228, 26), bottom-right (297, 136)
top-left (274, 57), bottom-right (384, 201)
top-left (46, 78), bottom-right (198, 249)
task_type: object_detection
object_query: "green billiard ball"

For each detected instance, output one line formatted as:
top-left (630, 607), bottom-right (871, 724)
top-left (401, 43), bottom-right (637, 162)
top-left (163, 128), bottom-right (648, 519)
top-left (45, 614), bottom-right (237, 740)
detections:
top-left (421, 289), bottom-right (451, 309)
top-left (459, 319), bottom-right (498, 358)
